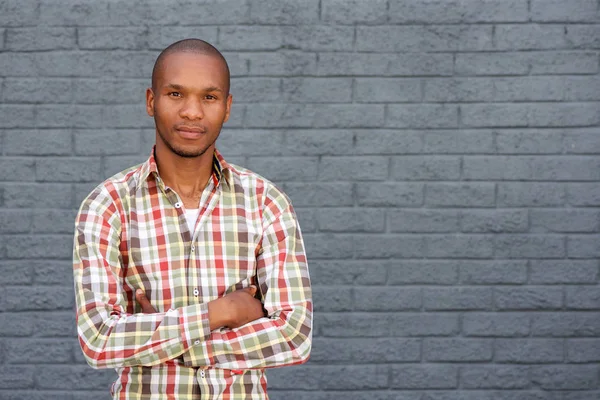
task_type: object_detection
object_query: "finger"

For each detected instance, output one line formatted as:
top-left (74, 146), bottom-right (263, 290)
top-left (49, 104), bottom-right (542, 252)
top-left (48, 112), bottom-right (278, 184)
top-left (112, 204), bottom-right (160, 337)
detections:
top-left (246, 285), bottom-right (257, 296)
top-left (136, 289), bottom-right (157, 313)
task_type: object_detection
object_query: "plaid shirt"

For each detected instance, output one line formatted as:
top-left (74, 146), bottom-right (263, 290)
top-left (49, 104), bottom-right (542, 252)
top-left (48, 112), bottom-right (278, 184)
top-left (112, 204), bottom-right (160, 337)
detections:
top-left (73, 149), bottom-right (312, 399)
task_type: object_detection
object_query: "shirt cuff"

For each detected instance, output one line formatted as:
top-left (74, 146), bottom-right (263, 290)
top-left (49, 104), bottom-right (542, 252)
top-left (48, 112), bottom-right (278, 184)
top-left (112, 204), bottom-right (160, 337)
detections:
top-left (179, 302), bottom-right (211, 350)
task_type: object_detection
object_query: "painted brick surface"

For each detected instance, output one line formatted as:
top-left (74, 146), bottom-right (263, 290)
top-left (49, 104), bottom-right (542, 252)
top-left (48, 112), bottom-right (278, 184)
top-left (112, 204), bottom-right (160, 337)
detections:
top-left (0, 0), bottom-right (599, 398)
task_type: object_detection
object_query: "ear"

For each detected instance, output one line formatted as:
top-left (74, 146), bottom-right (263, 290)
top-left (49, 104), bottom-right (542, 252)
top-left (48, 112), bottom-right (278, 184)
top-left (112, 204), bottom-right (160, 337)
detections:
top-left (223, 93), bottom-right (233, 123)
top-left (146, 88), bottom-right (155, 117)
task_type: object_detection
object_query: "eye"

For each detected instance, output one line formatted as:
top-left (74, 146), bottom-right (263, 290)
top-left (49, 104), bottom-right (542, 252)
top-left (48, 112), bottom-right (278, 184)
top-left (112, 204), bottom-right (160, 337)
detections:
top-left (205, 94), bottom-right (217, 100)
top-left (168, 92), bottom-right (182, 98)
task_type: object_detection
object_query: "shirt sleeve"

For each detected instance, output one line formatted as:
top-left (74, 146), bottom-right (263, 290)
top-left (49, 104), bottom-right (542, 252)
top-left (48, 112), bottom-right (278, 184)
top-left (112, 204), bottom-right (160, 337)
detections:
top-left (73, 186), bottom-right (211, 369)
top-left (183, 188), bottom-right (313, 369)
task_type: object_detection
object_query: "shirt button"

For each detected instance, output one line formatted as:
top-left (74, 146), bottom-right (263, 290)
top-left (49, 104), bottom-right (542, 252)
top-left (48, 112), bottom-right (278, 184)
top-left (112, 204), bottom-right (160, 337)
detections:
top-left (194, 340), bottom-right (200, 345)
top-left (191, 245), bottom-right (195, 252)
top-left (174, 202), bottom-right (182, 208)
top-left (193, 288), bottom-right (199, 296)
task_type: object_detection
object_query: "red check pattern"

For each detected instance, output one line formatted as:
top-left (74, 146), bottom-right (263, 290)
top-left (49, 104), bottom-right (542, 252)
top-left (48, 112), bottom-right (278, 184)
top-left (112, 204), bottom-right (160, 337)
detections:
top-left (73, 148), bottom-right (312, 399)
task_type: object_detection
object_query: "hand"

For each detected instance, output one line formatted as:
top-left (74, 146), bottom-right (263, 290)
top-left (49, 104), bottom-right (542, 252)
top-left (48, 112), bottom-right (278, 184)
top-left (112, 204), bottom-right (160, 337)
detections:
top-left (136, 289), bottom-right (157, 313)
top-left (210, 286), bottom-right (266, 330)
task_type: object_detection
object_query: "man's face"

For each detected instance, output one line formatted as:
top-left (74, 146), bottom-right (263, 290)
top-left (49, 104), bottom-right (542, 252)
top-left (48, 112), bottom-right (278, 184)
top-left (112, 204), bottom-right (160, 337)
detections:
top-left (146, 52), bottom-right (232, 158)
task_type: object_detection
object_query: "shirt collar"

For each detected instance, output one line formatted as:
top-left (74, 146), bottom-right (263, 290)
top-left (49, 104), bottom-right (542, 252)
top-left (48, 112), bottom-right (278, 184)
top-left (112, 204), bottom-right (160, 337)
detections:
top-left (138, 146), bottom-right (232, 190)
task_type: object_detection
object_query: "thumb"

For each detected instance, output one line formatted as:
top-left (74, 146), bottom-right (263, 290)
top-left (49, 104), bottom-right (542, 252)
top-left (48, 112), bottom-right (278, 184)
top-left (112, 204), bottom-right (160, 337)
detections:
top-left (246, 285), bottom-right (257, 296)
top-left (136, 289), bottom-right (157, 313)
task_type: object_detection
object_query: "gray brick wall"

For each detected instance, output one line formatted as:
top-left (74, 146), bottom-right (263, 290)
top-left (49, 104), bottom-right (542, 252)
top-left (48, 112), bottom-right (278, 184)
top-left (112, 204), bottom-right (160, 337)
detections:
top-left (0, 0), bottom-right (599, 398)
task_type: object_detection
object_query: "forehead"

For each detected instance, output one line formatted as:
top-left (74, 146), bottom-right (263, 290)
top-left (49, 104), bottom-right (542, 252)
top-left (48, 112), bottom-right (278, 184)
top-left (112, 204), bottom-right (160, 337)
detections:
top-left (156, 52), bottom-right (228, 89)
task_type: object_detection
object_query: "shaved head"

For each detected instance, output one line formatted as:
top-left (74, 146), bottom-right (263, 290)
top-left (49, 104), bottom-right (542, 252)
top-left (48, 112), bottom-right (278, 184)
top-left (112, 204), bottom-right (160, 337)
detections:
top-left (151, 38), bottom-right (230, 93)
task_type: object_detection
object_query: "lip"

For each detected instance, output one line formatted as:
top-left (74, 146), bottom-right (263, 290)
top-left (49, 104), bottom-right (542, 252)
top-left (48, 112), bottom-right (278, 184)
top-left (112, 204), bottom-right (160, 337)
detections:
top-left (175, 126), bottom-right (207, 139)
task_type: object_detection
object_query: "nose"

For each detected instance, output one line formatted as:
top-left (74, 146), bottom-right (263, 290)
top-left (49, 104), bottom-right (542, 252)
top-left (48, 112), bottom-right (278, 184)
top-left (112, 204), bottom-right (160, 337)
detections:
top-left (179, 97), bottom-right (204, 120)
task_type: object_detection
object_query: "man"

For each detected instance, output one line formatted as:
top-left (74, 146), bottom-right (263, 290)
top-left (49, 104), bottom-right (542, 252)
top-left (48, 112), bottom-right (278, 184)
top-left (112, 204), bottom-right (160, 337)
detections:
top-left (73, 38), bottom-right (312, 399)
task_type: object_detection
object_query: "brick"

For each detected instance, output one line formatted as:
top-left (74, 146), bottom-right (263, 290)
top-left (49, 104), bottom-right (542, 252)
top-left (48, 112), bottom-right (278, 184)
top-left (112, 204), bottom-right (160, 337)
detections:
top-left (390, 0), bottom-right (528, 23)
top-left (319, 313), bottom-right (389, 337)
top-left (0, 158), bottom-right (35, 182)
top-left (496, 129), bottom-right (563, 154)
top-left (1, 183), bottom-right (73, 208)
top-left (282, 78), bottom-right (352, 103)
top-left (246, 51), bottom-right (317, 76)
top-left (249, 0), bottom-right (319, 24)
top-left (387, 104), bottom-right (458, 128)
top-left (78, 27), bottom-right (148, 50)
top-left (463, 313), bottom-right (530, 337)
top-left (353, 235), bottom-right (425, 259)
top-left (303, 234), bottom-right (354, 259)
top-left (568, 235), bottom-right (600, 258)
top-left (390, 365), bottom-right (458, 389)
top-left (310, 260), bottom-right (387, 285)
top-left (564, 128), bottom-right (600, 154)
top-left (423, 130), bottom-right (494, 154)
top-left (283, 183), bottom-right (353, 207)
top-left (0, 312), bottom-right (35, 336)
top-left (36, 366), bottom-right (115, 390)
top-left (460, 261), bottom-right (527, 284)
top-left (218, 26), bottom-right (282, 51)
top-left (425, 338), bottom-right (492, 362)
top-left (284, 25), bottom-right (354, 51)
top-left (392, 156), bottom-right (460, 181)
top-left (530, 366), bottom-right (598, 389)
top-left (311, 286), bottom-right (352, 312)
top-left (311, 338), bottom-right (419, 363)
top-left (5, 338), bottom-right (73, 364)
top-left (4, 130), bottom-right (72, 156)
top-left (530, 51), bottom-right (600, 75)
top-left (32, 260), bottom-right (73, 285)
top-left (244, 104), bottom-right (384, 129)
top-left (0, 210), bottom-right (32, 234)
top-left (357, 26), bottom-right (493, 52)
top-left (355, 130), bottom-right (422, 155)
top-left (294, 208), bottom-right (317, 233)
top-left (103, 104), bottom-right (152, 129)
top-left (318, 52), bottom-right (454, 76)
top-left (532, 0), bottom-right (599, 22)
top-left (531, 209), bottom-right (600, 233)
top-left (0, 392), bottom-right (77, 400)
top-left (390, 313), bottom-right (459, 336)
top-left (36, 105), bottom-right (104, 129)
top-left (38, 0), bottom-right (109, 25)
top-left (320, 156), bottom-right (388, 181)
top-left (281, 130), bottom-right (354, 156)
top-left (322, 0), bottom-right (387, 23)
top-left (317, 208), bottom-right (385, 233)
top-left (461, 210), bottom-right (528, 233)
top-left (532, 312), bottom-right (600, 336)
top-left (73, 78), bottom-right (148, 104)
top-left (426, 183), bottom-right (495, 207)
top-left (563, 392), bottom-right (600, 400)
top-left (4, 235), bottom-right (72, 259)
top-left (102, 155), bottom-right (147, 179)
top-left (354, 287), bottom-right (421, 311)
top-left (566, 286), bottom-right (600, 309)
top-left (496, 235), bottom-right (566, 258)
top-left (424, 287), bottom-right (492, 310)
top-left (455, 53), bottom-right (529, 76)
top-left (34, 311), bottom-right (76, 337)
top-left (564, 77), bottom-right (600, 101)
top-left (355, 78), bottom-right (421, 103)
top-left (146, 0), bottom-right (249, 25)
top-left (0, 366), bottom-right (35, 389)
top-left (245, 156), bottom-right (317, 182)
top-left (146, 26), bottom-right (218, 50)
top-left (356, 183), bottom-right (423, 207)
top-left (496, 339), bottom-right (564, 363)
top-left (231, 77), bottom-right (283, 103)
top-left (2, 78), bottom-right (73, 103)
top-left (426, 235), bottom-right (494, 259)
top-left (424, 78), bottom-right (494, 102)
top-left (36, 157), bottom-right (101, 182)
top-left (0, 105), bottom-right (35, 128)
top-left (531, 260), bottom-right (599, 284)
top-left (568, 183), bottom-right (600, 206)
top-left (0, 0), bottom-right (39, 27)
top-left (496, 24), bottom-right (567, 50)
top-left (32, 209), bottom-right (77, 234)
top-left (2, 286), bottom-right (73, 311)
top-left (74, 130), bottom-right (141, 156)
top-left (567, 339), bottom-right (600, 362)
top-left (498, 183), bottom-right (565, 207)
top-left (461, 366), bottom-right (530, 389)
top-left (565, 25), bottom-right (600, 49)
top-left (6, 27), bottom-right (75, 50)
top-left (495, 287), bottom-right (563, 310)
top-left (389, 209), bottom-right (459, 233)
top-left (0, 261), bottom-right (33, 285)
top-left (464, 156), bottom-right (600, 181)
top-left (388, 261), bottom-right (458, 285)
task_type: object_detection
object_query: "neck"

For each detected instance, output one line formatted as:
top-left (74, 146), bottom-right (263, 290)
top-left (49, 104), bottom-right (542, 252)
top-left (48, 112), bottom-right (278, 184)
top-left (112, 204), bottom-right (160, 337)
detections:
top-left (154, 140), bottom-right (215, 198)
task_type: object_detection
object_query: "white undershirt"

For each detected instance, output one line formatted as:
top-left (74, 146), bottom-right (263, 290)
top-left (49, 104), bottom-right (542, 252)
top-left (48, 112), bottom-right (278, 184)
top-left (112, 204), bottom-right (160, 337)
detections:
top-left (185, 208), bottom-right (200, 232)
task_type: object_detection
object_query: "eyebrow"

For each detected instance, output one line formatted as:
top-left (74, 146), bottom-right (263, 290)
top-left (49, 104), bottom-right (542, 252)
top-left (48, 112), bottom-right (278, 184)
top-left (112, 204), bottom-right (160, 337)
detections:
top-left (163, 83), bottom-right (223, 93)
